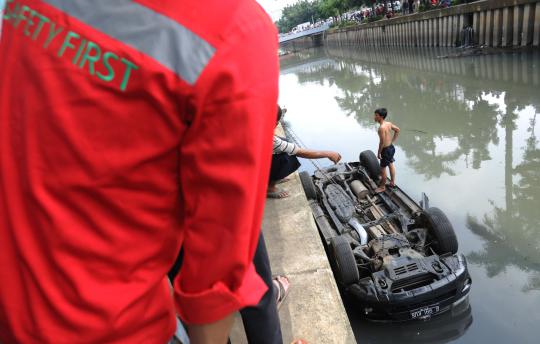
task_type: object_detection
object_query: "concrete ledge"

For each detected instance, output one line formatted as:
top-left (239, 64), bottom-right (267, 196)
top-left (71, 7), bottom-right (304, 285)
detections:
top-left (329, 0), bottom-right (540, 32)
top-left (230, 171), bottom-right (355, 343)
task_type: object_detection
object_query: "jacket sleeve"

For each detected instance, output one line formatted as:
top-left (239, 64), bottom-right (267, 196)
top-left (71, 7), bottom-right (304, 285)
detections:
top-left (173, 16), bottom-right (279, 324)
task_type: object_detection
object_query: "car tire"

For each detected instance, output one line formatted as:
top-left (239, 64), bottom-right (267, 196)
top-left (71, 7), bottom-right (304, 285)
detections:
top-left (299, 171), bottom-right (317, 200)
top-left (359, 150), bottom-right (380, 182)
top-left (330, 236), bottom-right (359, 286)
top-left (425, 207), bottom-right (458, 254)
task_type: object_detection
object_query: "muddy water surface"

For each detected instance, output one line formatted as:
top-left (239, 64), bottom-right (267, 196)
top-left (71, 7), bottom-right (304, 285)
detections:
top-left (279, 46), bottom-right (540, 343)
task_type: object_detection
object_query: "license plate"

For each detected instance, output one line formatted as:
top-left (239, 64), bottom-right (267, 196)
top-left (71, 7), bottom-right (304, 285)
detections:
top-left (410, 304), bottom-right (440, 319)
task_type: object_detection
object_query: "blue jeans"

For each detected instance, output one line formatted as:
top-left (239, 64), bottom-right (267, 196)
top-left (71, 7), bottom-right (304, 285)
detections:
top-left (169, 317), bottom-right (190, 344)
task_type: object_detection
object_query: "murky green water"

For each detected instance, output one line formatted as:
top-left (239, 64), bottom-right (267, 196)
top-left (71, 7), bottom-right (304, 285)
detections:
top-left (279, 46), bottom-right (540, 343)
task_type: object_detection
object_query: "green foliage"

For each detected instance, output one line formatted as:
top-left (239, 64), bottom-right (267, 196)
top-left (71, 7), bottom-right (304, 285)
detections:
top-left (318, 0), bottom-right (340, 20)
top-left (276, 0), bottom-right (378, 33)
top-left (276, 0), bottom-right (399, 33)
top-left (276, 1), bottom-right (323, 33)
top-left (334, 20), bottom-right (359, 29)
top-left (367, 14), bottom-right (383, 22)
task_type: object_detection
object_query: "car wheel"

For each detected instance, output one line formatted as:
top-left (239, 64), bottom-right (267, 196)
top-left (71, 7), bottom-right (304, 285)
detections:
top-left (299, 171), bottom-right (317, 200)
top-left (359, 150), bottom-right (380, 182)
top-left (330, 236), bottom-right (359, 286)
top-left (425, 207), bottom-right (458, 254)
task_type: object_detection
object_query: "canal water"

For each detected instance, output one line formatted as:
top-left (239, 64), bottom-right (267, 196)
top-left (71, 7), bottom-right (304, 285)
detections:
top-left (279, 46), bottom-right (540, 343)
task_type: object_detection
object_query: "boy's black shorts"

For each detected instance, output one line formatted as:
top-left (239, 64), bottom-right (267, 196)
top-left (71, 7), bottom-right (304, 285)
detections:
top-left (380, 144), bottom-right (395, 168)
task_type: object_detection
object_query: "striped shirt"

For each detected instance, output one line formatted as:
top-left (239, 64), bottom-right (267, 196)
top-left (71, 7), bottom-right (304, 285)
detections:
top-left (273, 136), bottom-right (299, 155)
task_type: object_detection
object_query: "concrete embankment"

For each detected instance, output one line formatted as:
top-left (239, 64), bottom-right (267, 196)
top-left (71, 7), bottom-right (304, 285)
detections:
top-left (283, 0), bottom-right (540, 50)
top-left (230, 158), bottom-right (355, 342)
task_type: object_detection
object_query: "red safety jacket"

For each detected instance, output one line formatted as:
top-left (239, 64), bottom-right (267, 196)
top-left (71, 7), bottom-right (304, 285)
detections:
top-left (0, 0), bottom-right (278, 343)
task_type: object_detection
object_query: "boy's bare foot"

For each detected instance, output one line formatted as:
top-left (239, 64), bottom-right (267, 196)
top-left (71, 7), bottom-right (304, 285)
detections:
top-left (374, 186), bottom-right (386, 193)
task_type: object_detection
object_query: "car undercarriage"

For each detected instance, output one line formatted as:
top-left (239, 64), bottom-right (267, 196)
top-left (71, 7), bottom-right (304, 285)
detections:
top-left (300, 150), bottom-right (472, 321)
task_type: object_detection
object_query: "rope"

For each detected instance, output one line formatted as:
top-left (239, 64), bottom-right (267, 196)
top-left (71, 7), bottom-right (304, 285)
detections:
top-left (281, 120), bottom-right (344, 187)
top-left (281, 121), bottom-right (398, 241)
top-left (281, 121), bottom-right (362, 208)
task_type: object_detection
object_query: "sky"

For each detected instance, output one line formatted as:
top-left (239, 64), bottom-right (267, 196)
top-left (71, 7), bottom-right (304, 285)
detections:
top-left (256, 0), bottom-right (300, 21)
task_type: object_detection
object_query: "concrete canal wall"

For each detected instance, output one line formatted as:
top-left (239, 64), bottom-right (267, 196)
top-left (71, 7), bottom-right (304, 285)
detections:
top-left (230, 127), bottom-right (356, 343)
top-left (280, 35), bottom-right (322, 52)
top-left (324, 0), bottom-right (540, 48)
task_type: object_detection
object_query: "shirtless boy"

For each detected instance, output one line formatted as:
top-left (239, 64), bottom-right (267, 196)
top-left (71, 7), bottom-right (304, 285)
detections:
top-left (374, 108), bottom-right (400, 193)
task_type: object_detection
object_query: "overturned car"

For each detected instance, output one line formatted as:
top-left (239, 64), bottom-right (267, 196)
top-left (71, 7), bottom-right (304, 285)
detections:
top-left (300, 150), bottom-right (471, 322)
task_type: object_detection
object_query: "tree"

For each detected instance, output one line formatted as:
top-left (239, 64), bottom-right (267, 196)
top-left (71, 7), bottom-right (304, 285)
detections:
top-left (317, 0), bottom-right (340, 20)
top-left (276, 1), bottom-right (323, 33)
top-left (276, 0), bottom-right (375, 33)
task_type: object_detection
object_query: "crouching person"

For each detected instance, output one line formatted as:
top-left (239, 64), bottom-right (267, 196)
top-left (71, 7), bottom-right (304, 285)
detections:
top-left (268, 106), bottom-right (342, 199)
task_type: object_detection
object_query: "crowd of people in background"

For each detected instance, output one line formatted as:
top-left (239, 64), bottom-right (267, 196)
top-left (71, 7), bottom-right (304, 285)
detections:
top-left (282, 0), bottom-right (478, 36)
top-left (348, 0), bottom-right (457, 23)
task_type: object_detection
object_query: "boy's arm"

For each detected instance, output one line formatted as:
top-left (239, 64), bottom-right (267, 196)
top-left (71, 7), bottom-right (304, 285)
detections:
top-left (377, 127), bottom-right (384, 159)
top-left (391, 123), bottom-right (400, 143)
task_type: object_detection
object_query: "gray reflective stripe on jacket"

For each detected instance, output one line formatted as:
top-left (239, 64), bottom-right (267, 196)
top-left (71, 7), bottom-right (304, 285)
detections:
top-left (42, 0), bottom-right (215, 85)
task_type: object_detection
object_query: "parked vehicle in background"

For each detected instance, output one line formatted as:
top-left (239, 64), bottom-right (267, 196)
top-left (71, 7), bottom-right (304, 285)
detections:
top-left (292, 21), bottom-right (311, 33)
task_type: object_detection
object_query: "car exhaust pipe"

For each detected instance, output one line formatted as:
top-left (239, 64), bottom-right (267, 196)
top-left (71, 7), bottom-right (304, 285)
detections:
top-left (348, 217), bottom-right (368, 245)
top-left (350, 180), bottom-right (369, 200)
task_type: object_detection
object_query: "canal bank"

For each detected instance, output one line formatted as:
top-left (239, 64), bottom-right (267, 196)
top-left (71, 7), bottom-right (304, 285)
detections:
top-left (281, 0), bottom-right (540, 50)
top-left (230, 128), bottom-right (355, 343)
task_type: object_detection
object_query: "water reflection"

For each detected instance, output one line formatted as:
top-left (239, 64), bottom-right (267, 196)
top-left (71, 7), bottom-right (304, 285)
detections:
top-left (347, 297), bottom-right (473, 344)
top-left (280, 46), bottom-right (540, 342)
top-left (467, 110), bottom-right (540, 292)
top-left (282, 48), bottom-right (540, 182)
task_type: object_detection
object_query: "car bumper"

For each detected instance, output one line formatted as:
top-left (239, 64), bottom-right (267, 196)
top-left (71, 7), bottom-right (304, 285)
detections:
top-left (347, 254), bottom-right (472, 321)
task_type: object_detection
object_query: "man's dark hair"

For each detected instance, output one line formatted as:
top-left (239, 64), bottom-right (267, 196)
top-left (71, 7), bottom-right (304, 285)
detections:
top-left (374, 108), bottom-right (387, 119)
top-left (277, 105), bottom-right (283, 124)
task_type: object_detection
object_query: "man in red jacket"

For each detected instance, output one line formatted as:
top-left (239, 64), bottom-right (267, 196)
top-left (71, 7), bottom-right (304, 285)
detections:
top-left (0, 0), bottom-right (278, 343)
